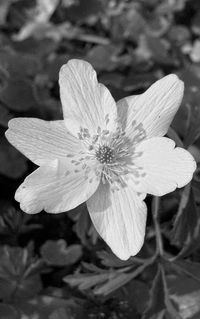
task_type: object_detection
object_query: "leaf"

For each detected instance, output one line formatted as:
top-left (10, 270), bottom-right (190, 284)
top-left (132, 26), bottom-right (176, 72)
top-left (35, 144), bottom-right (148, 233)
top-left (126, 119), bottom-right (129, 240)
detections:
top-left (64, 0), bottom-right (103, 22)
top-left (122, 72), bottom-right (157, 92)
top-left (185, 98), bottom-right (200, 147)
top-left (110, 7), bottom-right (146, 42)
top-left (69, 208), bottom-right (98, 246)
top-left (168, 273), bottom-right (200, 319)
top-left (188, 145), bottom-right (200, 164)
top-left (44, 54), bottom-right (71, 81)
top-left (178, 68), bottom-right (200, 146)
top-left (0, 0), bottom-right (13, 25)
top-left (145, 35), bottom-right (176, 66)
top-left (11, 293), bottom-right (81, 319)
top-left (97, 250), bottom-right (135, 268)
top-left (171, 185), bottom-right (200, 259)
top-left (49, 307), bottom-right (72, 319)
top-left (167, 25), bottom-right (190, 45)
top-left (0, 245), bottom-right (42, 301)
top-left (40, 239), bottom-right (82, 266)
top-left (142, 265), bottom-right (181, 319)
top-left (99, 72), bottom-right (124, 89)
top-left (85, 44), bottom-right (122, 72)
top-left (0, 204), bottom-right (42, 237)
top-left (0, 77), bottom-right (38, 111)
top-left (64, 256), bottom-right (155, 296)
top-left (116, 280), bottom-right (149, 315)
top-left (192, 11), bottom-right (200, 35)
top-left (172, 260), bottom-right (200, 284)
top-left (0, 303), bottom-right (19, 319)
top-left (94, 257), bottom-right (155, 296)
top-left (0, 138), bottom-right (27, 179)
top-left (61, 0), bottom-right (78, 8)
top-left (0, 103), bottom-right (13, 127)
top-left (0, 64), bottom-right (8, 92)
top-left (64, 272), bottom-right (112, 291)
top-left (0, 48), bottom-right (40, 78)
top-left (93, 271), bottom-right (137, 296)
top-left (68, 209), bottom-right (89, 246)
top-left (13, 37), bottom-right (57, 57)
top-left (189, 40), bottom-right (200, 63)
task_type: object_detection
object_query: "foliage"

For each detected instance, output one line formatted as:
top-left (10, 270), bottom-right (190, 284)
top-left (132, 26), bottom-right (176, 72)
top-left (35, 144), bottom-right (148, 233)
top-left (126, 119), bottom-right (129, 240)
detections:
top-left (0, 0), bottom-right (200, 318)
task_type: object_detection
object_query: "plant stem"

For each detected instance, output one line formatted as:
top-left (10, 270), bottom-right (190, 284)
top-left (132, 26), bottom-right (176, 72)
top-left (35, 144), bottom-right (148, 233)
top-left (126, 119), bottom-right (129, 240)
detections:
top-left (152, 196), bottom-right (164, 256)
top-left (167, 127), bottom-right (184, 148)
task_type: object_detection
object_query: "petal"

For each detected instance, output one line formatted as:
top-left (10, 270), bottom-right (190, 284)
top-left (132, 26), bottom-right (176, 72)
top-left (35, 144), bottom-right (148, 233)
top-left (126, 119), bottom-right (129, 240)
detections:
top-left (5, 118), bottom-right (84, 166)
top-left (59, 59), bottom-right (117, 136)
top-left (117, 74), bottom-right (184, 139)
top-left (16, 160), bottom-right (100, 214)
top-left (117, 95), bottom-right (140, 131)
top-left (130, 137), bottom-right (196, 196)
top-left (87, 183), bottom-right (147, 260)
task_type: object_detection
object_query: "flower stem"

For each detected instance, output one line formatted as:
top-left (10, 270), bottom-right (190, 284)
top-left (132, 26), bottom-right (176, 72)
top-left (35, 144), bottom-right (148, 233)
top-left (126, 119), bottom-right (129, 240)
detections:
top-left (167, 127), bottom-right (184, 148)
top-left (152, 196), bottom-right (164, 256)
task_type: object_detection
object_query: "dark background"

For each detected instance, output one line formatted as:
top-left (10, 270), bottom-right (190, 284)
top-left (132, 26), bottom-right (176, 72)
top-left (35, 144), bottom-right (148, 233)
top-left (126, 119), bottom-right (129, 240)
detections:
top-left (0, 0), bottom-right (200, 318)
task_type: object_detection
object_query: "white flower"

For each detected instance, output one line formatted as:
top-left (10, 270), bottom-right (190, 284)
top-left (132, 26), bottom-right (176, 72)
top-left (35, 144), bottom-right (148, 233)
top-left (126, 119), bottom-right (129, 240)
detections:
top-left (5, 59), bottom-right (196, 260)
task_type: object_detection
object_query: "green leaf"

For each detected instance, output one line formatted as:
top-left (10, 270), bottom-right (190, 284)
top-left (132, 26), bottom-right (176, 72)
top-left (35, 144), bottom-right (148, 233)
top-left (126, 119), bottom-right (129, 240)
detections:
top-left (142, 265), bottom-right (181, 319)
top-left (64, 256), bottom-right (155, 296)
top-left (64, 0), bottom-right (103, 22)
top-left (10, 293), bottom-right (81, 319)
top-left (178, 68), bottom-right (200, 146)
top-left (116, 279), bottom-right (149, 315)
top-left (168, 273), bottom-right (200, 319)
top-left (64, 271), bottom-right (112, 291)
top-left (0, 204), bottom-right (42, 237)
top-left (171, 260), bottom-right (200, 284)
top-left (192, 11), bottom-right (200, 35)
top-left (93, 271), bottom-right (137, 296)
top-left (69, 208), bottom-right (98, 246)
top-left (171, 185), bottom-right (200, 259)
top-left (0, 78), bottom-right (38, 111)
top-left (167, 25), bottom-right (190, 45)
top-left (110, 6), bottom-right (145, 42)
top-left (0, 303), bottom-right (19, 319)
top-left (85, 44), bottom-right (122, 72)
top-left (49, 307), bottom-right (72, 319)
top-left (146, 35), bottom-right (177, 66)
top-left (184, 94), bottom-right (200, 147)
top-left (0, 245), bottom-right (42, 301)
top-left (0, 138), bottom-right (27, 179)
top-left (94, 257), bottom-right (155, 296)
top-left (41, 239), bottom-right (82, 266)
top-left (0, 48), bottom-right (40, 78)
top-left (97, 250), bottom-right (135, 268)
top-left (0, 103), bottom-right (13, 127)
top-left (122, 72), bottom-right (157, 92)
top-left (0, 0), bottom-right (12, 25)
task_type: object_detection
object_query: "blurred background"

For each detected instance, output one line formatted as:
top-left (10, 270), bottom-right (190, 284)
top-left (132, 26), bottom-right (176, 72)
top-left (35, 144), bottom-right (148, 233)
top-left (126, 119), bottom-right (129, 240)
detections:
top-left (1, 0), bottom-right (200, 318)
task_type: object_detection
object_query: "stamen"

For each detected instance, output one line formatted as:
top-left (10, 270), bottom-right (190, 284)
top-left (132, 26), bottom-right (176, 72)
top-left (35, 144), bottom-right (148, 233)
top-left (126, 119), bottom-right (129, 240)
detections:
top-left (132, 121), bottom-right (146, 144)
top-left (76, 123), bottom-right (146, 189)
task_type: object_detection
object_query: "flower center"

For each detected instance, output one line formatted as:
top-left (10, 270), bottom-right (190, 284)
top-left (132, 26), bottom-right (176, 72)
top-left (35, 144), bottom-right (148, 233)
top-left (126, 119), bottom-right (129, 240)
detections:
top-left (95, 145), bottom-right (115, 164)
top-left (75, 119), bottom-right (147, 189)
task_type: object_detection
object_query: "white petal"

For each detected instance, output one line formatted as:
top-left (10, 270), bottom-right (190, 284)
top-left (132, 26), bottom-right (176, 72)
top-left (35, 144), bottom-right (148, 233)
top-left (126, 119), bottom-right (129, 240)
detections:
top-left (87, 183), bottom-right (147, 260)
top-left (16, 160), bottom-right (100, 214)
top-left (5, 118), bottom-right (84, 166)
top-left (130, 137), bottom-right (196, 196)
top-left (59, 59), bottom-right (117, 136)
top-left (117, 74), bottom-right (184, 139)
top-left (117, 95), bottom-right (140, 130)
